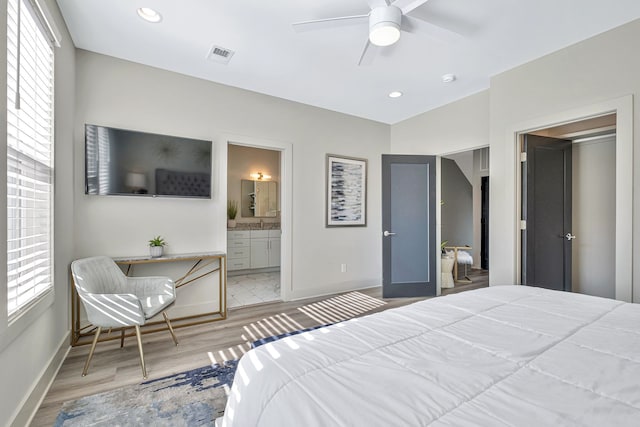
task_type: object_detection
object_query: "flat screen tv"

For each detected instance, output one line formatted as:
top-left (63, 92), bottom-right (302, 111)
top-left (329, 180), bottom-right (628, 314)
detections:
top-left (85, 124), bottom-right (212, 198)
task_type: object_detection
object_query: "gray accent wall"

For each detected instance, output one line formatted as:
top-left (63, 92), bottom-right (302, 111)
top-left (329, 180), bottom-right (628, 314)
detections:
top-left (441, 158), bottom-right (473, 248)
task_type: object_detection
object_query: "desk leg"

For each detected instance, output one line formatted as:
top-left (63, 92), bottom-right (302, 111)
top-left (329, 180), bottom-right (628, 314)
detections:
top-left (71, 276), bottom-right (80, 346)
top-left (221, 256), bottom-right (227, 317)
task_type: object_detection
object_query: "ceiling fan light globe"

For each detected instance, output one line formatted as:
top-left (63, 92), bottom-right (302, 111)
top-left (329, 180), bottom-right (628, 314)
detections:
top-left (369, 23), bottom-right (400, 46)
top-left (369, 6), bottom-right (402, 47)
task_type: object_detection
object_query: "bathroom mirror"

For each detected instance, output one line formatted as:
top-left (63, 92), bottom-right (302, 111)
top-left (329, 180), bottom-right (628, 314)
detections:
top-left (241, 180), bottom-right (278, 218)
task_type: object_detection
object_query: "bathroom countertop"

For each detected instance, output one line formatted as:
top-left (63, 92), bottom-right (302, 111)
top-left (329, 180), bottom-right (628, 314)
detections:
top-left (228, 222), bottom-right (280, 231)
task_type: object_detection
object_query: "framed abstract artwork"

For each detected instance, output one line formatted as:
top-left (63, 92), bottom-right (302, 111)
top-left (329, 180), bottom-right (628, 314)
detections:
top-left (326, 154), bottom-right (367, 227)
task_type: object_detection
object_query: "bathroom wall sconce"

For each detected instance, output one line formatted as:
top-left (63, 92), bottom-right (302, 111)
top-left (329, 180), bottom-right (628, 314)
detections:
top-left (250, 172), bottom-right (271, 180)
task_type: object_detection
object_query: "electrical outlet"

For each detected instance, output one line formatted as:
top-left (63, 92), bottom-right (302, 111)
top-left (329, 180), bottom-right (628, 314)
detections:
top-left (341, 263), bottom-right (347, 273)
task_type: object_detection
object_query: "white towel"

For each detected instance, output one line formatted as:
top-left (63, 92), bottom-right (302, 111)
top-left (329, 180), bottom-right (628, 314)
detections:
top-left (457, 250), bottom-right (473, 265)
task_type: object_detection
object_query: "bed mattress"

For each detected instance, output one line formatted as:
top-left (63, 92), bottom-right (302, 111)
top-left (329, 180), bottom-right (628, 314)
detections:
top-left (217, 285), bottom-right (640, 426)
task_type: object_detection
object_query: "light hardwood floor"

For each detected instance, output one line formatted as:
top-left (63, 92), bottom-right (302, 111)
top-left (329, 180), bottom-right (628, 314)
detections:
top-left (31, 276), bottom-right (488, 426)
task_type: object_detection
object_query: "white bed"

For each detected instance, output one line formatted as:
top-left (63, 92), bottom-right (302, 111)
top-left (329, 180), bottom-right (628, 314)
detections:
top-left (217, 286), bottom-right (640, 426)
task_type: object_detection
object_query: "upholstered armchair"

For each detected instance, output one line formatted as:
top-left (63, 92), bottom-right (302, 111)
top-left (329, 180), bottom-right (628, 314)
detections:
top-left (71, 256), bottom-right (179, 378)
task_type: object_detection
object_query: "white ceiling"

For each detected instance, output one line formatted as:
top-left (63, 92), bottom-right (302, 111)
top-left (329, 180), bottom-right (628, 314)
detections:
top-left (56, 0), bottom-right (640, 124)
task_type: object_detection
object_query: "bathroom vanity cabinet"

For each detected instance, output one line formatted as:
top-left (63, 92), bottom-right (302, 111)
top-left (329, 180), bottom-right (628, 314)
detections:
top-left (227, 229), bottom-right (281, 271)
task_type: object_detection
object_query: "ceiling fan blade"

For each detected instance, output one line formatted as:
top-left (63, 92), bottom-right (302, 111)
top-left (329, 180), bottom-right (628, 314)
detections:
top-left (392, 0), bottom-right (431, 15)
top-left (357, 39), bottom-right (380, 66)
top-left (402, 15), bottom-right (462, 43)
top-left (367, 0), bottom-right (392, 8)
top-left (292, 14), bottom-right (369, 32)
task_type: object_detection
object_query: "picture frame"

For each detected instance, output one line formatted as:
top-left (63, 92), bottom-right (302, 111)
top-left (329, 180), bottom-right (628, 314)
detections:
top-left (326, 154), bottom-right (367, 227)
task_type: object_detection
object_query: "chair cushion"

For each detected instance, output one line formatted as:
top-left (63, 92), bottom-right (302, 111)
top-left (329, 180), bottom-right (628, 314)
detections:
top-left (140, 294), bottom-right (176, 319)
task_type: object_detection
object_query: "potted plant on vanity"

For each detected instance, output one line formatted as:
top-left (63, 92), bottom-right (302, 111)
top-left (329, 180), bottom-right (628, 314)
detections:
top-left (148, 235), bottom-right (167, 258)
top-left (227, 200), bottom-right (238, 228)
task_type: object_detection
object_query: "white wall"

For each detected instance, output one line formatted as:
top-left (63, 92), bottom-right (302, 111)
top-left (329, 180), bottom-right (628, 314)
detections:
top-left (572, 136), bottom-right (616, 298)
top-left (0, 1), bottom-right (76, 425)
top-left (74, 50), bottom-right (389, 302)
top-left (391, 18), bottom-right (640, 302)
top-left (391, 90), bottom-right (490, 155)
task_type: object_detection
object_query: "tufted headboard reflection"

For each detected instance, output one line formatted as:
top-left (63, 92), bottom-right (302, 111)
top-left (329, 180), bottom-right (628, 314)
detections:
top-left (155, 168), bottom-right (211, 198)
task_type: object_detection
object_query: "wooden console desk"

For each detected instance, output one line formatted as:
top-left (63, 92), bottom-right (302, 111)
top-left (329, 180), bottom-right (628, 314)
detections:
top-left (71, 251), bottom-right (226, 346)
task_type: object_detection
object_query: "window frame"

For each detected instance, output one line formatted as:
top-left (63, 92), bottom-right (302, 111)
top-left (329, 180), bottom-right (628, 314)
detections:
top-left (1, 0), bottom-right (60, 349)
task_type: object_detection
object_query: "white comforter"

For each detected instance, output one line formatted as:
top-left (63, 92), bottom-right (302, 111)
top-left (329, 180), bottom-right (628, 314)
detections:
top-left (217, 286), bottom-right (640, 426)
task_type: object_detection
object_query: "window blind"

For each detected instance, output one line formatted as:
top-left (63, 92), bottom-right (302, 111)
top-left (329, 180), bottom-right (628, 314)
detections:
top-left (6, 0), bottom-right (55, 318)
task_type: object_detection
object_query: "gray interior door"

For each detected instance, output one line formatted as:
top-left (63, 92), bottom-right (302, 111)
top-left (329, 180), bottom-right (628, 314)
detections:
top-left (522, 135), bottom-right (573, 291)
top-left (382, 155), bottom-right (436, 298)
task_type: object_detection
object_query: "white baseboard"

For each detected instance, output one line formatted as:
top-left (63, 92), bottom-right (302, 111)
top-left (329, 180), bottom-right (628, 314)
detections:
top-left (10, 332), bottom-right (70, 427)
top-left (289, 282), bottom-right (381, 303)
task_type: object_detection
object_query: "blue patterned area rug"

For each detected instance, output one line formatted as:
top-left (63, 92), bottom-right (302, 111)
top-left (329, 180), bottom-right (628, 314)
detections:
top-left (54, 360), bottom-right (238, 427)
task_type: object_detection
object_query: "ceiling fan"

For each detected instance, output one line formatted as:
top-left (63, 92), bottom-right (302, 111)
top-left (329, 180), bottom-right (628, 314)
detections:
top-left (292, 0), bottom-right (462, 65)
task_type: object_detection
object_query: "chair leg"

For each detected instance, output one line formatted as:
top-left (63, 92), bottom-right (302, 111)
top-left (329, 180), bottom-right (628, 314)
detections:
top-left (135, 325), bottom-right (147, 379)
top-left (120, 328), bottom-right (126, 348)
top-left (82, 326), bottom-right (102, 377)
top-left (163, 311), bottom-right (179, 346)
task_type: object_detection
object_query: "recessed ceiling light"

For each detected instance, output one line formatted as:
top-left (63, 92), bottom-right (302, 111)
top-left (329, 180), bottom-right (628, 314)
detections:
top-left (388, 91), bottom-right (403, 98)
top-left (137, 7), bottom-right (162, 23)
top-left (441, 74), bottom-right (457, 83)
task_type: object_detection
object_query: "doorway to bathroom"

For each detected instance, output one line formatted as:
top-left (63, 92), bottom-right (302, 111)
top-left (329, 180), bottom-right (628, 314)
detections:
top-left (227, 144), bottom-right (282, 308)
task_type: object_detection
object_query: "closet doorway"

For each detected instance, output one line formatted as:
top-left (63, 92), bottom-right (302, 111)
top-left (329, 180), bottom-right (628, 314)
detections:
top-left (509, 96), bottom-right (632, 302)
top-left (227, 144), bottom-right (283, 308)
top-left (521, 114), bottom-right (616, 298)
top-left (441, 147), bottom-right (490, 291)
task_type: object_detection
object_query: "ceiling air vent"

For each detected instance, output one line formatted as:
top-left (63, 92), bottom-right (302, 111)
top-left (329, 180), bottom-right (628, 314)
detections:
top-left (206, 45), bottom-right (235, 65)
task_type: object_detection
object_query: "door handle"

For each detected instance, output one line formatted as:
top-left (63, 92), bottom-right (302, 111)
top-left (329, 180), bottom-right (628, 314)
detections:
top-left (565, 233), bottom-right (576, 241)
top-left (383, 231), bottom-right (396, 237)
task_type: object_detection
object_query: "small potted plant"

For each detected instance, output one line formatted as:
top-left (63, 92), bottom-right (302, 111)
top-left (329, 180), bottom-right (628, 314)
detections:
top-left (441, 240), bottom-right (449, 256)
top-left (148, 235), bottom-right (167, 258)
top-left (227, 200), bottom-right (238, 228)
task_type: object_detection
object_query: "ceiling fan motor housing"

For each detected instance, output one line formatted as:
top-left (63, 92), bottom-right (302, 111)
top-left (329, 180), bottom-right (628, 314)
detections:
top-left (369, 6), bottom-right (402, 46)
